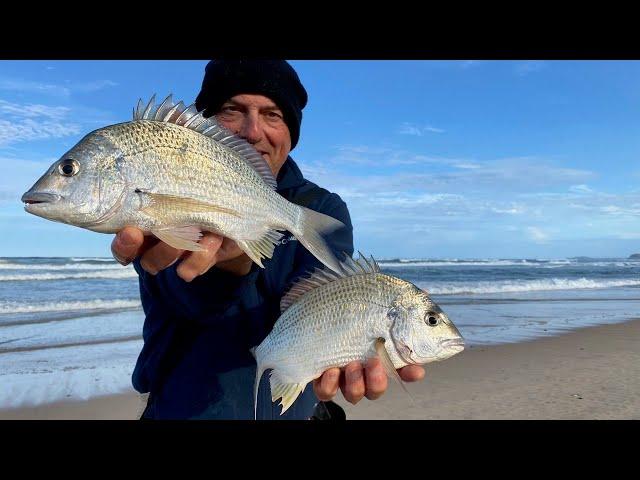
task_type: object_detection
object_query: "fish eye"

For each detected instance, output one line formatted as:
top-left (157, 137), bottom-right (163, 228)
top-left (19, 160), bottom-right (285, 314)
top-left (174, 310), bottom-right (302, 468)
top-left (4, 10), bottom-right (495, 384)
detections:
top-left (58, 159), bottom-right (80, 177)
top-left (426, 312), bottom-right (440, 326)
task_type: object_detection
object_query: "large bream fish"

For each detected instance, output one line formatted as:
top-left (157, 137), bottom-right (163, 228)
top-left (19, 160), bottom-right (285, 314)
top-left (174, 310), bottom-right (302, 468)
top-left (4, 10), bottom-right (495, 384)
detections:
top-left (21, 95), bottom-right (344, 272)
top-left (252, 253), bottom-right (465, 418)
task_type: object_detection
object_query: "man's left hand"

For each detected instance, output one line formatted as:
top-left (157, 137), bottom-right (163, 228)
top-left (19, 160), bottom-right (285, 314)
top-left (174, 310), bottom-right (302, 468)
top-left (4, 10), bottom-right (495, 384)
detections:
top-left (312, 360), bottom-right (425, 404)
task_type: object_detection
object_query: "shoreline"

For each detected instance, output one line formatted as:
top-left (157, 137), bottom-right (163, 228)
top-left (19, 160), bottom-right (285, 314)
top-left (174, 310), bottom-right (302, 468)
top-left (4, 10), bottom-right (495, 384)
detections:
top-left (337, 317), bottom-right (640, 420)
top-left (1, 318), bottom-right (639, 420)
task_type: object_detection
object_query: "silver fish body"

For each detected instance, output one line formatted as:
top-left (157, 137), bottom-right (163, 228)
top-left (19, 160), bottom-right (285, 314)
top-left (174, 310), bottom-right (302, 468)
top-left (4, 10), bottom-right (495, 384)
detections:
top-left (252, 254), bottom-right (465, 417)
top-left (21, 95), bottom-right (344, 272)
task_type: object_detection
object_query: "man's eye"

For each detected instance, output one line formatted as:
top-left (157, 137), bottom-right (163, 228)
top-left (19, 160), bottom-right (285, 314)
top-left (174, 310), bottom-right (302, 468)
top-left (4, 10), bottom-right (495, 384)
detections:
top-left (266, 111), bottom-right (283, 120)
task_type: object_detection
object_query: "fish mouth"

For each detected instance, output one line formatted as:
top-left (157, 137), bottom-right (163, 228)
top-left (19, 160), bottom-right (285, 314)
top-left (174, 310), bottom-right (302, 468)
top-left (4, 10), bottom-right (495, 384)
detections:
top-left (21, 192), bottom-right (62, 206)
top-left (439, 338), bottom-right (465, 350)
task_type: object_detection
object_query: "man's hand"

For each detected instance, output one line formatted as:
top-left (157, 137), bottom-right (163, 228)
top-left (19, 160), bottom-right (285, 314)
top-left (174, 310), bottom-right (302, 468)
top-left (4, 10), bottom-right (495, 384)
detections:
top-left (313, 359), bottom-right (425, 404)
top-left (111, 226), bottom-right (253, 280)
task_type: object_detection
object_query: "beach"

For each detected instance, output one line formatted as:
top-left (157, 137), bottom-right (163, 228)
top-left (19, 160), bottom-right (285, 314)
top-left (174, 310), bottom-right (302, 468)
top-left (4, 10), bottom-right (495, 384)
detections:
top-left (2, 318), bottom-right (638, 420)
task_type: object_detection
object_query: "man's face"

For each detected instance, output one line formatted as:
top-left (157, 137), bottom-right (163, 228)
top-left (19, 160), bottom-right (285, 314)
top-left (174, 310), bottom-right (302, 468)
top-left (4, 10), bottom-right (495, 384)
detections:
top-left (215, 94), bottom-right (292, 177)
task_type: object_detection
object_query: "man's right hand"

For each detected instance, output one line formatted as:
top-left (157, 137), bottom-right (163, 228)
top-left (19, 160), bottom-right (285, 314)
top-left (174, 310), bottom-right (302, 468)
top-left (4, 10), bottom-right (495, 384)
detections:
top-left (111, 226), bottom-right (253, 281)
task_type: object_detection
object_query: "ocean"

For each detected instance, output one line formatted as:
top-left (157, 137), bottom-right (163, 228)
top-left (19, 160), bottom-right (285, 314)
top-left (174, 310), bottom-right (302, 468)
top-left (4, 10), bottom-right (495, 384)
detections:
top-left (1, 256), bottom-right (639, 409)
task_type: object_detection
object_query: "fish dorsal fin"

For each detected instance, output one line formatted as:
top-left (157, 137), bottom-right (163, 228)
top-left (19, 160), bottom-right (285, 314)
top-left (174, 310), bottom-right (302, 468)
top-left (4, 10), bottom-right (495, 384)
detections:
top-left (280, 252), bottom-right (380, 313)
top-left (133, 94), bottom-right (277, 190)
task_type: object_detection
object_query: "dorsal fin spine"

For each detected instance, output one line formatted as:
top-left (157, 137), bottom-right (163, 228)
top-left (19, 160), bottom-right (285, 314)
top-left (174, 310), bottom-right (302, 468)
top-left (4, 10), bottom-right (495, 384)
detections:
top-left (132, 94), bottom-right (277, 190)
top-left (279, 253), bottom-right (381, 313)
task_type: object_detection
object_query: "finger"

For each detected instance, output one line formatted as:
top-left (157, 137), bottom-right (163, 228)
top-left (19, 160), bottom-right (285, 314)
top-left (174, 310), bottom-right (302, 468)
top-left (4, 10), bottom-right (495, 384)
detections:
top-left (313, 368), bottom-right (341, 402)
top-left (111, 227), bottom-right (145, 265)
top-left (342, 362), bottom-right (365, 405)
top-left (364, 357), bottom-right (388, 401)
top-left (175, 233), bottom-right (224, 282)
top-left (398, 365), bottom-right (425, 382)
top-left (215, 238), bottom-right (245, 263)
top-left (139, 240), bottom-right (184, 275)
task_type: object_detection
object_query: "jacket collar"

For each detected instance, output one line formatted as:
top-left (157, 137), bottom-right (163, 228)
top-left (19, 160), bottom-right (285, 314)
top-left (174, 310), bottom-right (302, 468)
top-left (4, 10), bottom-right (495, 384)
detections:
top-left (276, 156), bottom-right (306, 192)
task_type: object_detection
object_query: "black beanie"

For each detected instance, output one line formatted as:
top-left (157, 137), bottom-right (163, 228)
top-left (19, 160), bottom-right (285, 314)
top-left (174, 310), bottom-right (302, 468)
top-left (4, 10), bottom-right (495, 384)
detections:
top-left (195, 60), bottom-right (308, 150)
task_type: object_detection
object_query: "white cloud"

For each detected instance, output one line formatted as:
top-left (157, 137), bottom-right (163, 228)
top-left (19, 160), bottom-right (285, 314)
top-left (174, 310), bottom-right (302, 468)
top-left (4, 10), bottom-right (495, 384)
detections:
top-left (315, 148), bottom-right (594, 189)
top-left (600, 204), bottom-right (640, 216)
top-left (371, 192), bottom-right (464, 208)
top-left (0, 77), bottom-right (118, 97)
top-left (300, 161), bottom-right (640, 252)
top-left (0, 99), bottom-right (82, 146)
top-left (398, 124), bottom-right (422, 136)
top-left (527, 227), bottom-right (549, 243)
top-left (398, 122), bottom-right (444, 136)
top-left (336, 145), bottom-right (393, 155)
top-left (299, 145), bottom-right (640, 250)
top-left (569, 184), bottom-right (593, 194)
top-left (73, 80), bottom-right (119, 92)
top-left (325, 146), bottom-right (476, 169)
top-left (601, 205), bottom-right (620, 214)
top-left (0, 78), bottom-right (70, 97)
top-left (453, 162), bottom-right (481, 169)
top-left (492, 204), bottom-right (525, 215)
top-left (303, 155), bottom-right (595, 199)
top-left (0, 100), bottom-right (71, 120)
top-left (0, 119), bottom-right (82, 146)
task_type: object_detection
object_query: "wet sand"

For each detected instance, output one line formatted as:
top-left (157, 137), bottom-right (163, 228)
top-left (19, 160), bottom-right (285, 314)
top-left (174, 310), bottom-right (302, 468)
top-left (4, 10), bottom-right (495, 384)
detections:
top-left (1, 319), bottom-right (639, 420)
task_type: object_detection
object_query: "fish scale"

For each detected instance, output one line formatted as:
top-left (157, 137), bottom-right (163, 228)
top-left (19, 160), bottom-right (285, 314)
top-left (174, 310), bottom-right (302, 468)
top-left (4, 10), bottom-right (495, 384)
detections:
top-left (104, 121), bottom-right (282, 231)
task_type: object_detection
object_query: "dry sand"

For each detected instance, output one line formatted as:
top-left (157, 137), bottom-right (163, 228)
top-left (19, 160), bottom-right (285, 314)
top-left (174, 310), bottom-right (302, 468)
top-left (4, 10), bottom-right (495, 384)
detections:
top-left (1, 319), bottom-right (639, 420)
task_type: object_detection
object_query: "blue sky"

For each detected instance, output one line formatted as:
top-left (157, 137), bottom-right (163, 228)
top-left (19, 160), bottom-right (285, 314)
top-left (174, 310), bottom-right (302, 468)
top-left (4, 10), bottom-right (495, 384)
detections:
top-left (2, 60), bottom-right (639, 259)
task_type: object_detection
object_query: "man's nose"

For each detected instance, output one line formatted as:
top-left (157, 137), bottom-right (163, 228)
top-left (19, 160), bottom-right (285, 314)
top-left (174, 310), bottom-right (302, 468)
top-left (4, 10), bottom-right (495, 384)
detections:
top-left (238, 115), bottom-right (262, 144)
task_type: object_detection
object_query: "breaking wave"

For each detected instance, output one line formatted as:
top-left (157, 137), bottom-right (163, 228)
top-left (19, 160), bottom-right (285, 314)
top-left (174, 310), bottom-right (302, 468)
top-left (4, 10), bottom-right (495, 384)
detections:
top-left (0, 269), bottom-right (137, 281)
top-left (378, 259), bottom-right (572, 267)
top-left (0, 299), bottom-right (141, 314)
top-left (422, 278), bottom-right (640, 295)
top-left (0, 262), bottom-right (122, 271)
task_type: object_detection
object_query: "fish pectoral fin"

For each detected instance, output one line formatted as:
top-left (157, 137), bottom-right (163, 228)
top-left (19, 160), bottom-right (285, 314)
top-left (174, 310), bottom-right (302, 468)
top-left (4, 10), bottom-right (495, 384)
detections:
top-left (151, 226), bottom-right (205, 252)
top-left (139, 191), bottom-right (241, 217)
top-left (375, 337), bottom-right (413, 401)
top-left (236, 229), bottom-right (284, 268)
top-left (269, 370), bottom-right (307, 416)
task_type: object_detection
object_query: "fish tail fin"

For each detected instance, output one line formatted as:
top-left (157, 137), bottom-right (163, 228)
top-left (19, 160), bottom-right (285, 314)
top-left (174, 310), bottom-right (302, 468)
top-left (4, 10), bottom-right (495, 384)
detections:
top-left (269, 370), bottom-right (308, 416)
top-left (291, 206), bottom-right (345, 274)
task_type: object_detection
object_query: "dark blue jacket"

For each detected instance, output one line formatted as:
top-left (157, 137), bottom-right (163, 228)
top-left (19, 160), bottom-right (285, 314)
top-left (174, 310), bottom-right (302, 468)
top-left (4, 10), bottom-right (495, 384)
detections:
top-left (131, 157), bottom-right (354, 419)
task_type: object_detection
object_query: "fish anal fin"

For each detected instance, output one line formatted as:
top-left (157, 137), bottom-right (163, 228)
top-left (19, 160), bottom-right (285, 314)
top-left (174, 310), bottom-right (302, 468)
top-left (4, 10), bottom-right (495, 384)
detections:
top-left (151, 226), bottom-right (205, 252)
top-left (236, 229), bottom-right (284, 269)
top-left (269, 370), bottom-right (307, 416)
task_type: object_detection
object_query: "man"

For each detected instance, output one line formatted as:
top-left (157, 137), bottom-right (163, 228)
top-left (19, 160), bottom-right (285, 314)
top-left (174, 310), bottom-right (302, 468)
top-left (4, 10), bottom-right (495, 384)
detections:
top-left (111, 60), bottom-right (425, 419)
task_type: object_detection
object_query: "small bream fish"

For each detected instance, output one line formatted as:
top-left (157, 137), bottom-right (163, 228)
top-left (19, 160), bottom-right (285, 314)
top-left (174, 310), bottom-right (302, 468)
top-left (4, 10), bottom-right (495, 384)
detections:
top-left (252, 253), bottom-right (465, 418)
